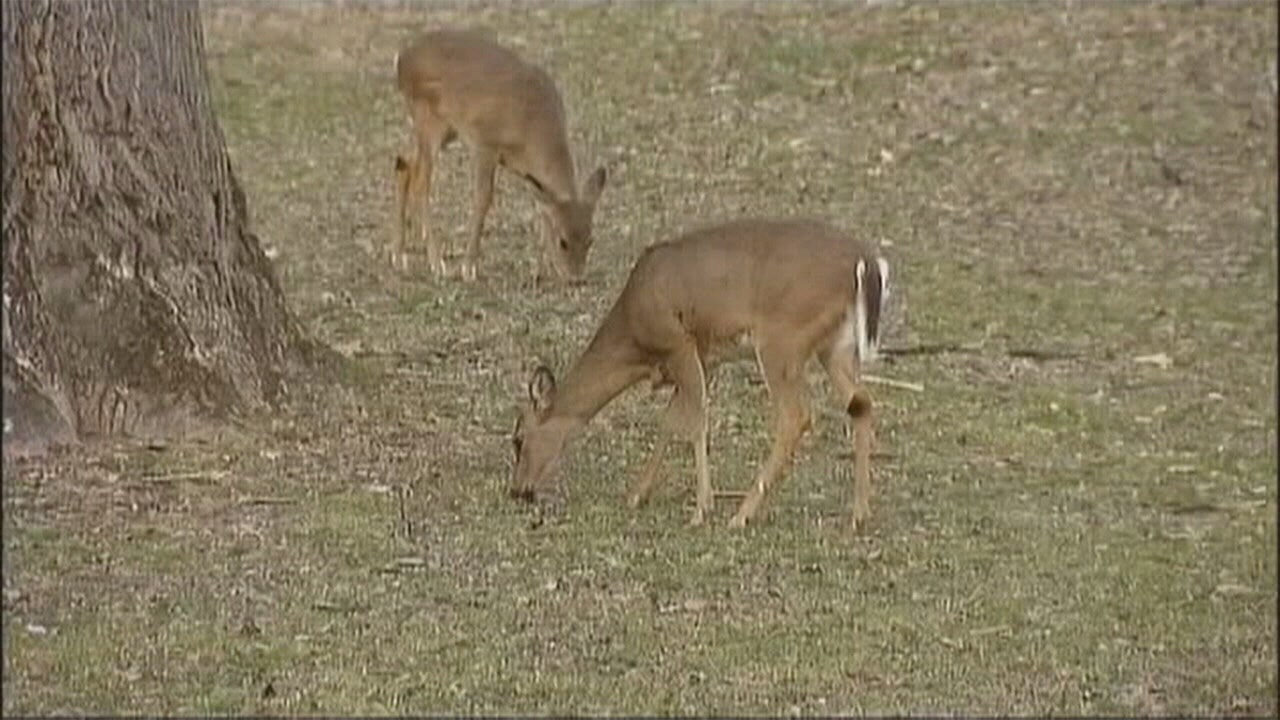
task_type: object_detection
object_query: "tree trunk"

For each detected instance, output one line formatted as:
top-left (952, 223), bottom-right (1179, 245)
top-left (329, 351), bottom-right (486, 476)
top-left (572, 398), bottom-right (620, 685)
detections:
top-left (2, 0), bottom-right (328, 457)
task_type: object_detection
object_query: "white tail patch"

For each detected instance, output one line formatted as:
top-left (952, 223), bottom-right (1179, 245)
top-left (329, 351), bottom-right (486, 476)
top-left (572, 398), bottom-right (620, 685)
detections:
top-left (853, 260), bottom-right (872, 362)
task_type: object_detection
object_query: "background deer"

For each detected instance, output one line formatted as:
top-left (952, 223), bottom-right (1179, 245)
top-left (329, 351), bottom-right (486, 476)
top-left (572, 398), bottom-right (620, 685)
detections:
top-left (510, 218), bottom-right (891, 530)
top-left (392, 29), bottom-right (608, 281)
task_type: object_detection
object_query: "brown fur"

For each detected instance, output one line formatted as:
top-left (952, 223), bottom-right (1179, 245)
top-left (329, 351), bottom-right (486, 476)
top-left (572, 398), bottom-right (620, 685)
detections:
top-left (392, 29), bottom-right (607, 280)
top-left (511, 218), bottom-right (890, 531)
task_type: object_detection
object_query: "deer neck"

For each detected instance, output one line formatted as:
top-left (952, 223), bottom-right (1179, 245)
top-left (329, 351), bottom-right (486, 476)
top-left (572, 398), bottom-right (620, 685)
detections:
top-left (547, 311), bottom-right (650, 429)
top-left (526, 137), bottom-right (578, 205)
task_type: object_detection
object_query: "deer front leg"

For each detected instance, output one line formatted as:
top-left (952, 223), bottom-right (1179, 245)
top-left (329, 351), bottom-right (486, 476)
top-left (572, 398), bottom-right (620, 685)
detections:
top-left (626, 371), bottom-right (682, 509)
top-left (394, 149), bottom-right (433, 273)
top-left (420, 152), bottom-right (446, 277)
top-left (393, 155), bottom-right (413, 271)
top-left (461, 147), bottom-right (497, 282)
top-left (407, 110), bottom-right (449, 277)
top-left (691, 414), bottom-right (712, 527)
top-left (663, 348), bottom-right (714, 526)
top-left (625, 426), bottom-right (669, 509)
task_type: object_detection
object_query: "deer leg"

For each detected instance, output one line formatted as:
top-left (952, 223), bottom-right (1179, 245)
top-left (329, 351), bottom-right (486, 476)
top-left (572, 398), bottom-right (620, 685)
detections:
top-left (625, 403), bottom-right (671, 509)
top-left (531, 204), bottom-right (555, 288)
top-left (627, 366), bottom-right (710, 509)
top-left (406, 109), bottom-right (450, 277)
top-left (729, 348), bottom-right (811, 529)
top-left (417, 142), bottom-right (445, 277)
top-left (819, 346), bottom-right (876, 533)
top-left (394, 149), bottom-right (430, 273)
top-left (461, 147), bottom-right (497, 282)
top-left (691, 403), bottom-right (712, 527)
top-left (662, 347), bottom-right (714, 526)
top-left (394, 155), bottom-right (413, 269)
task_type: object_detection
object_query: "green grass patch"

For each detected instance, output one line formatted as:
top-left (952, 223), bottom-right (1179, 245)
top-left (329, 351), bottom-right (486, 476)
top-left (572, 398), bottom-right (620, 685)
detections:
top-left (5, 1), bottom-right (1276, 715)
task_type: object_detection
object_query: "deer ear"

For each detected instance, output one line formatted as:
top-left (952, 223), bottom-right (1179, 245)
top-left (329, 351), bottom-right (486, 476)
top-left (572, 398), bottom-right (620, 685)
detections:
top-left (581, 166), bottom-right (607, 206)
top-left (527, 365), bottom-right (557, 413)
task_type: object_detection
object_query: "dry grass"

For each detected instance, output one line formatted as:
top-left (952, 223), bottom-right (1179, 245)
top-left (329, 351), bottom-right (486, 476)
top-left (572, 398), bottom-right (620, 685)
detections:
top-left (4, 1), bottom-right (1276, 715)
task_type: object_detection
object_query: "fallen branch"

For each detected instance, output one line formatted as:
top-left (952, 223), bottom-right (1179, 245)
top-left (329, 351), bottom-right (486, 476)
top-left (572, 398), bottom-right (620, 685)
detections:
top-left (1007, 348), bottom-right (1082, 361)
top-left (140, 470), bottom-right (229, 484)
top-left (882, 343), bottom-right (1082, 362)
top-left (863, 374), bottom-right (925, 392)
top-left (239, 496), bottom-right (297, 506)
top-left (881, 342), bottom-right (982, 357)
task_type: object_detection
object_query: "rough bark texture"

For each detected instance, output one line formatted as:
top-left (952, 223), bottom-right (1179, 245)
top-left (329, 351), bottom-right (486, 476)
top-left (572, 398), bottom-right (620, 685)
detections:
top-left (2, 0), bottom-right (326, 456)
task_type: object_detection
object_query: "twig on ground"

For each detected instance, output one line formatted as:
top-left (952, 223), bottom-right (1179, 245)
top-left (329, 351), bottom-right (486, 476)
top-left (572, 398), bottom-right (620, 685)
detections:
top-left (881, 342), bottom-right (983, 357)
top-left (882, 343), bottom-right (1082, 362)
top-left (863, 374), bottom-right (925, 392)
top-left (1007, 347), bottom-right (1082, 361)
top-left (140, 470), bottom-right (229, 484)
top-left (239, 496), bottom-right (297, 506)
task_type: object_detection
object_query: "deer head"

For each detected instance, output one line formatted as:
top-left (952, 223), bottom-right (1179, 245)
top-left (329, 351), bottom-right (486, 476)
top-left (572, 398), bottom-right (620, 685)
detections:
top-left (536, 166), bottom-right (608, 279)
top-left (510, 365), bottom-right (570, 502)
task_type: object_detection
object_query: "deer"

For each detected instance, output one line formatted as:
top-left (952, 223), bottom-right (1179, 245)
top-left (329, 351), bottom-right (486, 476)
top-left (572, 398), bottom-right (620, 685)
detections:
top-left (509, 218), bottom-right (892, 531)
top-left (392, 29), bottom-right (608, 282)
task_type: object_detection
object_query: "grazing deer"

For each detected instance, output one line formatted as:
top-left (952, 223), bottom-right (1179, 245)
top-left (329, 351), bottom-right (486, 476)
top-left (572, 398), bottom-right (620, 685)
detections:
top-left (392, 29), bottom-right (608, 281)
top-left (510, 218), bottom-right (891, 530)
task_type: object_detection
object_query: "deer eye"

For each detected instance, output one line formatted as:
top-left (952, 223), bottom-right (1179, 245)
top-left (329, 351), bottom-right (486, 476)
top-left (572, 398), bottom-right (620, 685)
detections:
top-left (559, 238), bottom-right (569, 251)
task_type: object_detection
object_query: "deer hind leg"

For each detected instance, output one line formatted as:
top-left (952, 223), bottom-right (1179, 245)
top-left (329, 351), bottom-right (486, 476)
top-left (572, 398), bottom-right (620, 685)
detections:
top-left (460, 146), bottom-right (498, 282)
top-left (819, 343), bottom-right (876, 533)
top-left (728, 342), bottom-right (813, 528)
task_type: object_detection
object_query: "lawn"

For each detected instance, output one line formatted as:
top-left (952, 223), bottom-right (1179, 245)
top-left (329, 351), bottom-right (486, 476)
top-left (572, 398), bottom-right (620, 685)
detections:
top-left (4, 0), bottom-right (1276, 715)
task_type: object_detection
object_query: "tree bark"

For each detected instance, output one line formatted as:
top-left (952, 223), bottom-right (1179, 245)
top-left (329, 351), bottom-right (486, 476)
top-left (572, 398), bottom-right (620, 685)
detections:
top-left (2, 0), bottom-right (328, 457)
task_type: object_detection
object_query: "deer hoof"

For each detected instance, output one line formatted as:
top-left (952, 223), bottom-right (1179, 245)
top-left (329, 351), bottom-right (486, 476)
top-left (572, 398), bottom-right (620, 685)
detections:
top-left (850, 500), bottom-right (871, 532)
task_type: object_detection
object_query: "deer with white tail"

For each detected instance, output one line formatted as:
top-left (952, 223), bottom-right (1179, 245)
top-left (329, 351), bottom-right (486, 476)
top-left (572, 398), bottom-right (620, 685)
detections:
top-left (392, 29), bottom-right (608, 281)
top-left (510, 218), bottom-right (892, 531)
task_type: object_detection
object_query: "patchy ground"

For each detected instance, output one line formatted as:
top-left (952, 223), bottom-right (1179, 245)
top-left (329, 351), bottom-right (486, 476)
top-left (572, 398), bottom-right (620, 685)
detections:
top-left (4, 1), bottom-right (1276, 715)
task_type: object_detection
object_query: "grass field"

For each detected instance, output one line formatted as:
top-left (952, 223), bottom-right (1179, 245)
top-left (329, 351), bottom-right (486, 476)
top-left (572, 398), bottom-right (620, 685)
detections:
top-left (4, 0), bottom-right (1277, 715)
